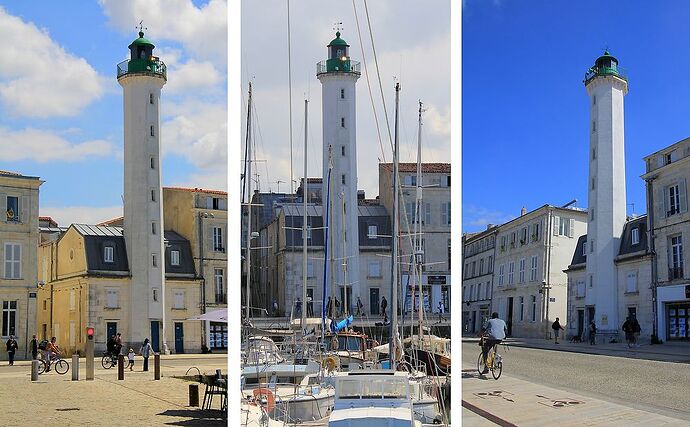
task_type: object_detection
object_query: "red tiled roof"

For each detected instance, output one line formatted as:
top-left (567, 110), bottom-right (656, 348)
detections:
top-left (97, 216), bottom-right (124, 226)
top-left (164, 186), bottom-right (228, 196)
top-left (379, 163), bottom-right (451, 173)
top-left (39, 216), bottom-right (53, 221)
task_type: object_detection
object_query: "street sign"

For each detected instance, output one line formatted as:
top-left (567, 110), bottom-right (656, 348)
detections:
top-left (427, 275), bottom-right (447, 285)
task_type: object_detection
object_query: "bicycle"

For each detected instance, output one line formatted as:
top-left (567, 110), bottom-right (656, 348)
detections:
top-left (101, 352), bottom-right (119, 369)
top-left (38, 354), bottom-right (70, 375)
top-left (477, 338), bottom-right (503, 380)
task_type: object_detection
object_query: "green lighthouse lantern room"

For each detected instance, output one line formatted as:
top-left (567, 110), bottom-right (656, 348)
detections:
top-left (318, 31), bottom-right (360, 75)
top-left (584, 50), bottom-right (626, 85)
top-left (117, 30), bottom-right (167, 80)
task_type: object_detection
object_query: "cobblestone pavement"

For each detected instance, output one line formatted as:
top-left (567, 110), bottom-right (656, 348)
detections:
top-left (0, 354), bottom-right (227, 426)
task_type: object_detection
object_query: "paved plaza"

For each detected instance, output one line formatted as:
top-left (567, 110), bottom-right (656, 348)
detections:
top-left (462, 339), bottom-right (690, 426)
top-left (0, 354), bottom-right (227, 426)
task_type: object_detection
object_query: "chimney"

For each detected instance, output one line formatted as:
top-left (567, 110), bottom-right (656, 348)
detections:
top-left (520, 206), bottom-right (527, 216)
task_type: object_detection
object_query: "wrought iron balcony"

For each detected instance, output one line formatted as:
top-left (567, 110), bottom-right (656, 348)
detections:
top-left (317, 59), bottom-right (361, 75)
top-left (584, 65), bottom-right (627, 84)
top-left (117, 57), bottom-right (167, 80)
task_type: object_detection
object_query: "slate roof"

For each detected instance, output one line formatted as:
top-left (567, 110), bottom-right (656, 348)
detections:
top-left (280, 204), bottom-right (391, 248)
top-left (567, 215), bottom-right (649, 269)
top-left (71, 224), bottom-right (195, 277)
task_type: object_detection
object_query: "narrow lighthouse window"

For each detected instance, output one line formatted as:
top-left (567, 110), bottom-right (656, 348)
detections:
top-left (340, 89), bottom-right (345, 99)
top-left (341, 117), bottom-right (345, 128)
top-left (150, 125), bottom-right (155, 136)
top-left (149, 93), bottom-right (154, 104)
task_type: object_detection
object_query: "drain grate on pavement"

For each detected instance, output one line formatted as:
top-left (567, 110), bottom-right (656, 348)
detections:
top-left (474, 390), bottom-right (515, 403)
top-left (536, 398), bottom-right (583, 409)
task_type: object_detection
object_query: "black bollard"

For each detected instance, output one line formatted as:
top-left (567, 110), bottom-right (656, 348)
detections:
top-left (189, 384), bottom-right (199, 407)
top-left (154, 353), bottom-right (160, 380)
top-left (118, 354), bottom-right (125, 380)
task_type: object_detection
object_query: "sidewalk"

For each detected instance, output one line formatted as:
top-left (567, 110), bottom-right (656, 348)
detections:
top-left (2, 352), bottom-right (228, 368)
top-left (461, 368), bottom-right (688, 426)
top-left (462, 336), bottom-right (690, 364)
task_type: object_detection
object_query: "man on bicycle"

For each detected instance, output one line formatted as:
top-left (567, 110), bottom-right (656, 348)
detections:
top-left (479, 312), bottom-right (507, 374)
top-left (44, 337), bottom-right (61, 372)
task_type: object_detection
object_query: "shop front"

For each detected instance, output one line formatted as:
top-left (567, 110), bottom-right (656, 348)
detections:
top-left (657, 284), bottom-right (690, 341)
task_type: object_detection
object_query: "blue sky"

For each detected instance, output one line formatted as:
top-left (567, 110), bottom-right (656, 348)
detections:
top-left (462, 1), bottom-right (690, 232)
top-left (0, 1), bottom-right (226, 225)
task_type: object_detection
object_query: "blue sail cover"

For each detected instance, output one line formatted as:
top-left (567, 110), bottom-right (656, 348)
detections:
top-left (332, 315), bottom-right (354, 333)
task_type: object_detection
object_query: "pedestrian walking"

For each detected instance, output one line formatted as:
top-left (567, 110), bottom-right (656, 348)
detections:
top-left (622, 317), bottom-right (635, 348)
top-left (30, 335), bottom-right (38, 360)
top-left (5, 335), bottom-right (18, 365)
top-left (632, 316), bottom-right (641, 347)
top-left (356, 297), bottom-right (364, 316)
top-left (127, 348), bottom-right (135, 371)
top-left (552, 318), bottom-right (565, 344)
top-left (272, 298), bottom-right (278, 316)
top-left (589, 320), bottom-right (597, 345)
top-left (307, 295), bottom-right (314, 317)
top-left (335, 298), bottom-right (341, 317)
top-left (140, 338), bottom-right (155, 372)
top-left (381, 296), bottom-right (388, 318)
top-left (295, 297), bottom-right (302, 316)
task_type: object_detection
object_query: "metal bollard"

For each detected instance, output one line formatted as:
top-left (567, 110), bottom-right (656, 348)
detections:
top-left (118, 354), bottom-right (125, 380)
top-left (189, 383), bottom-right (199, 407)
top-left (31, 360), bottom-right (39, 381)
top-left (72, 354), bottom-right (79, 381)
top-left (154, 353), bottom-right (160, 380)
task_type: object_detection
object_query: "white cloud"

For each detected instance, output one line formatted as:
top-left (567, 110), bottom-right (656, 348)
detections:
top-left (162, 101), bottom-right (227, 171)
top-left (0, 7), bottom-right (105, 118)
top-left (41, 205), bottom-right (123, 227)
top-left (0, 127), bottom-right (114, 163)
top-left (164, 59), bottom-right (223, 94)
top-left (98, 0), bottom-right (227, 68)
top-left (463, 205), bottom-right (515, 231)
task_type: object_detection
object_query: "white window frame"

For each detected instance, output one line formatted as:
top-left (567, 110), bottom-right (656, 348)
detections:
top-left (530, 295), bottom-right (537, 322)
top-left (519, 296), bottom-right (524, 321)
top-left (2, 301), bottom-right (17, 337)
top-left (69, 290), bottom-right (76, 311)
top-left (213, 226), bottom-right (224, 252)
top-left (508, 262), bottom-right (515, 285)
top-left (498, 264), bottom-right (504, 286)
top-left (576, 280), bottom-right (586, 298)
top-left (104, 246), bottom-right (114, 263)
top-left (5, 195), bottom-right (20, 222)
top-left (631, 228), bottom-right (640, 245)
top-left (171, 250), bottom-right (180, 266)
top-left (368, 225), bottom-right (378, 239)
top-left (518, 258), bottom-right (525, 283)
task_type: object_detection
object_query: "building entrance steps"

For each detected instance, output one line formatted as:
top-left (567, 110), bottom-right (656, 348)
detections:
top-left (462, 337), bottom-right (690, 364)
top-left (461, 368), bottom-right (688, 426)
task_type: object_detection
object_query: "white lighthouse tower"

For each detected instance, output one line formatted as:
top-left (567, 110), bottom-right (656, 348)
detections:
top-left (583, 51), bottom-right (628, 336)
top-left (317, 31), bottom-right (361, 313)
top-left (117, 30), bottom-right (168, 353)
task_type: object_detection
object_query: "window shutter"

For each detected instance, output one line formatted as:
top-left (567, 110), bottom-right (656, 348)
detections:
top-left (553, 216), bottom-right (560, 235)
top-left (569, 218), bottom-right (575, 237)
top-left (680, 179), bottom-right (688, 213)
top-left (657, 187), bottom-right (666, 219)
top-left (527, 224), bottom-right (531, 241)
top-left (23, 196), bottom-right (29, 223)
top-left (657, 155), bottom-right (664, 168)
top-left (0, 194), bottom-right (5, 220)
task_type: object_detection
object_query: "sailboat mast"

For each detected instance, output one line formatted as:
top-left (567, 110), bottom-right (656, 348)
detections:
top-left (416, 100), bottom-right (424, 345)
top-left (341, 192), bottom-right (348, 317)
top-left (301, 99), bottom-right (309, 334)
top-left (389, 82), bottom-right (401, 368)
top-left (244, 82), bottom-right (253, 321)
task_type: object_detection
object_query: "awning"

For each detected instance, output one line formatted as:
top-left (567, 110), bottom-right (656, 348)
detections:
top-left (187, 308), bottom-right (227, 323)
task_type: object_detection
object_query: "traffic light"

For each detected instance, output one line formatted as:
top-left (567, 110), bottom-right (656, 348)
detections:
top-left (87, 327), bottom-right (94, 340)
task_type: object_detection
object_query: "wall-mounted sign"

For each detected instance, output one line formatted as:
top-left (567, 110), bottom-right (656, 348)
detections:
top-left (427, 275), bottom-right (447, 285)
top-left (29, 292), bottom-right (37, 298)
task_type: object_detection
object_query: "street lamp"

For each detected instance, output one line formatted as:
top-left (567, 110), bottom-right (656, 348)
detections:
top-left (198, 212), bottom-right (215, 353)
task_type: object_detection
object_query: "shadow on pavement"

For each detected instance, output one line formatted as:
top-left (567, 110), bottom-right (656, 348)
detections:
top-left (158, 409), bottom-right (226, 426)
